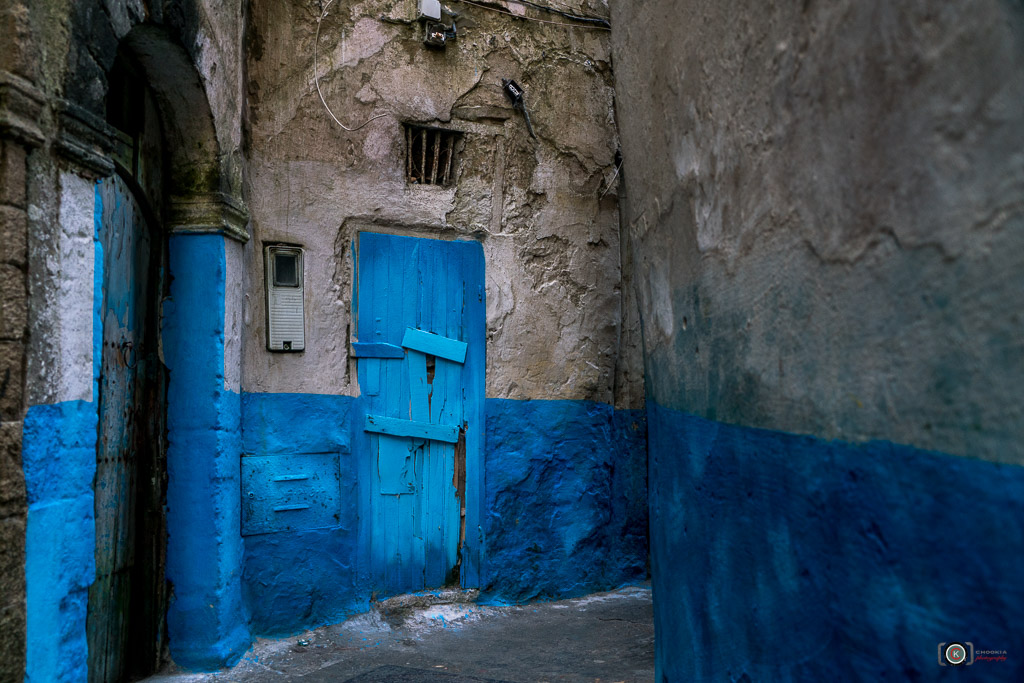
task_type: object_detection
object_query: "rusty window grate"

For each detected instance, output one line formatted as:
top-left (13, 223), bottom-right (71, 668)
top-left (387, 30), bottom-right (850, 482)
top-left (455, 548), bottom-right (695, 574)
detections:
top-left (405, 124), bottom-right (460, 186)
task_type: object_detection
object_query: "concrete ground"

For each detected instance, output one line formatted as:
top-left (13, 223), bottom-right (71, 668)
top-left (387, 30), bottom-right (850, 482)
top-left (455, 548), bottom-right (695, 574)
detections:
top-left (145, 585), bottom-right (654, 683)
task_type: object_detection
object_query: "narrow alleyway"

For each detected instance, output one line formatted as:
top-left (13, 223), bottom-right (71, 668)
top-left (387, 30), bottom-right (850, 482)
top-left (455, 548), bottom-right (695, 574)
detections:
top-left (145, 586), bottom-right (653, 682)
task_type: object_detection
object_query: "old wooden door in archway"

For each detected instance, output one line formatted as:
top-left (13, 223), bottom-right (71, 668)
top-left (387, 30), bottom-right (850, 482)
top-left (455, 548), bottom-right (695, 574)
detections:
top-left (355, 232), bottom-right (484, 595)
top-left (88, 174), bottom-right (166, 683)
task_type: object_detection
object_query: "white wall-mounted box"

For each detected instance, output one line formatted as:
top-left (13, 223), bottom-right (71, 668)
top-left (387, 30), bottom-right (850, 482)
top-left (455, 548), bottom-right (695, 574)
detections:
top-left (418, 0), bottom-right (441, 21)
top-left (265, 245), bottom-right (305, 352)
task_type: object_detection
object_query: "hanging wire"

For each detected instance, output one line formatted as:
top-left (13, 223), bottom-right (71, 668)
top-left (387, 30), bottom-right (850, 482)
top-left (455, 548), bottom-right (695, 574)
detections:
top-left (454, 0), bottom-right (611, 30)
top-left (314, 0), bottom-right (390, 131)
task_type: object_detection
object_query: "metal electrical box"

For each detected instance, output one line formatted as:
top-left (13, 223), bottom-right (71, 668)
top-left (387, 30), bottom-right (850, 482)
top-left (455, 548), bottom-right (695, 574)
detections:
top-left (417, 0), bottom-right (441, 20)
top-left (265, 244), bottom-right (305, 351)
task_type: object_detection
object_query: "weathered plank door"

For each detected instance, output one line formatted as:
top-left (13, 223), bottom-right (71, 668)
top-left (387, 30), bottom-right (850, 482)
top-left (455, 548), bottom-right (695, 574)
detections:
top-left (88, 175), bottom-right (166, 683)
top-left (355, 232), bottom-right (484, 595)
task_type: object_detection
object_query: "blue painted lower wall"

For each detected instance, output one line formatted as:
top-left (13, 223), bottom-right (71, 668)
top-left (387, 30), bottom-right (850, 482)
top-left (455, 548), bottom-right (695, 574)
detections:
top-left (240, 392), bottom-right (368, 635)
top-left (648, 401), bottom-right (1024, 682)
top-left (482, 399), bottom-right (648, 602)
top-left (22, 389), bottom-right (651, 674)
top-left (238, 394), bottom-right (649, 634)
top-left (23, 401), bottom-right (98, 683)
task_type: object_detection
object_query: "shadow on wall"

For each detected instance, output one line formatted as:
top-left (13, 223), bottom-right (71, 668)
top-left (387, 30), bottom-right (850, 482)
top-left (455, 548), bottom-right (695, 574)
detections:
top-left (648, 402), bottom-right (1024, 682)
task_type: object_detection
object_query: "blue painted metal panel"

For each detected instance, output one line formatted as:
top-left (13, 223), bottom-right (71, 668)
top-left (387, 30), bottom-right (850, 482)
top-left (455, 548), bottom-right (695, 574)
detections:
top-left (351, 342), bottom-right (405, 358)
top-left (364, 414), bottom-right (459, 443)
top-left (241, 453), bottom-right (342, 535)
top-left (401, 327), bottom-right (468, 363)
top-left (356, 232), bottom-right (485, 596)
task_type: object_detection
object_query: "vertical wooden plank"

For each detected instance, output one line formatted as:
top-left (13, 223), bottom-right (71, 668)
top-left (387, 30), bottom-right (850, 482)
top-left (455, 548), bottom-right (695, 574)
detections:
top-left (430, 131), bottom-right (441, 185)
top-left (424, 242), bottom-right (449, 581)
top-left (443, 244), bottom-right (464, 576)
top-left (442, 135), bottom-right (454, 186)
top-left (417, 240), bottom-right (438, 585)
top-left (406, 125), bottom-right (412, 182)
top-left (462, 238), bottom-right (486, 586)
top-left (420, 130), bottom-right (427, 185)
top-left (396, 237), bottom-right (422, 590)
top-left (371, 234), bottom-right (397, 591)
top-left (382, 239), bottom-right (401, 592)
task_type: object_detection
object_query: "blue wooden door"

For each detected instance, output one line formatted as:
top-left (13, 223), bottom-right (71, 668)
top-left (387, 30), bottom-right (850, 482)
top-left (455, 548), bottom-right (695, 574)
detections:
top-left (356, 232), bottom-right (485, 595)
top-left (89, 175), bottom-right (166, 682)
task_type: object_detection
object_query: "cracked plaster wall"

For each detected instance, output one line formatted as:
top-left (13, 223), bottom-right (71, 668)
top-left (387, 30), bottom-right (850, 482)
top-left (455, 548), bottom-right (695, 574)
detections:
top-left (243, 0), bottom-right (642, 406)
top-left (613, 0), bottom-right (1024, 462)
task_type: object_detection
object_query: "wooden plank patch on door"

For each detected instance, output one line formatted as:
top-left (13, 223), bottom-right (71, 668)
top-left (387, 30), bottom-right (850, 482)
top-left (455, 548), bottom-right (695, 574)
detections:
top-left (401, 327), bottom-right (467, 363)
top-left (364, 414), bottom-right (459, 443)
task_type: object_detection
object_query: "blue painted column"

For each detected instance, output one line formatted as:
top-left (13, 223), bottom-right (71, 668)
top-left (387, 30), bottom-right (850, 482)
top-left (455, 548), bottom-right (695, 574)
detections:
top-left (162, 233), bottom-right (249, 668)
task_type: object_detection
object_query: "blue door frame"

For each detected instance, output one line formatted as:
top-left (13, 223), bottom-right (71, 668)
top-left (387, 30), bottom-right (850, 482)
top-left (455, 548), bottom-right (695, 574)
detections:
top-left (355, 232), bottom-right (486, 594)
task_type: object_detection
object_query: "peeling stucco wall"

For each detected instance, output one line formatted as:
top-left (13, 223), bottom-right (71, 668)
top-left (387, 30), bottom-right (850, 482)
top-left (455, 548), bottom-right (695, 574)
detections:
top-left (243, 0), bottom-right (641, 406)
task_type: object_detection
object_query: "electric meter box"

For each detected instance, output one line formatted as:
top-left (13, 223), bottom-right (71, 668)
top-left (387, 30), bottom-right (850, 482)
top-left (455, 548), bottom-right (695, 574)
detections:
top-left (265, 244), bottom-right (305, 352)
top-left (417, 0), bottom-right (441, 20)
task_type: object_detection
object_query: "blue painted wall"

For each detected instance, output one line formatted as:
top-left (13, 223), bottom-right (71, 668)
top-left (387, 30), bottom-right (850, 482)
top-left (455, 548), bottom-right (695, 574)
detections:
top-left (237, 394), bottom-right (649, 634)
top-left (23, 401), bottom-right (98, 683)
top-left (162, 233), bottom-right (249, 668)
top-left (482, 399), bottom-right (648, 603)
top-left (240, 392), bottom-right (369, 635)
top-left (649, 402), bottom-right (1024, 682)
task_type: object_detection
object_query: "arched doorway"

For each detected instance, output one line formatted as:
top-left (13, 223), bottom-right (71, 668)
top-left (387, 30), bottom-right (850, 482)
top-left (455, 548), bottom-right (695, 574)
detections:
top-left (87, 51), bottom-right (169, 682)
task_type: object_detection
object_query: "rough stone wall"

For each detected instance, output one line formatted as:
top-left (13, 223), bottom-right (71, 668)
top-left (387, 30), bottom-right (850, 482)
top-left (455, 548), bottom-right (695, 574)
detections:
top-left (613, 0), bottom-right (1024, 462)
top-left (0, 0), bottom-right (42, 675)
top-left (243, 0), bottom-right (640, 406)
top-left (0, 80), bottom-right (32, 683)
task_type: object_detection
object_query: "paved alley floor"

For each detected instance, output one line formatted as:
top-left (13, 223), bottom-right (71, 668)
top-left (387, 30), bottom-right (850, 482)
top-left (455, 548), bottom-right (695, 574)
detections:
top-left (145, 585), bottom-right (653, 683)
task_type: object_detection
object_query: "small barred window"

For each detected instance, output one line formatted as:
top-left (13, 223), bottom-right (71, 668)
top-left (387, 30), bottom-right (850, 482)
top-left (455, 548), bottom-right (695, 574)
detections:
top-left (404, 124), bottom-right (460, 186)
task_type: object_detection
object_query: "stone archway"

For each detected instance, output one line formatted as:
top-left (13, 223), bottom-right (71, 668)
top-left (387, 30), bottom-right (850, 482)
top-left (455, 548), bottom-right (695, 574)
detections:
top-left (52, 10), bottom-right (251, 676)
top-left (16, 1), bottom-right (251, 679)
top-left (100, 23), bottom-right (252, 673)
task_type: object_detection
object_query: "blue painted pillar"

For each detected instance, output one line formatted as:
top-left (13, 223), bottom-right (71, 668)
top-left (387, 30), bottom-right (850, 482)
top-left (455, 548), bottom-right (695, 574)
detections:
top-left (162, 233), bottom-right (249, 668)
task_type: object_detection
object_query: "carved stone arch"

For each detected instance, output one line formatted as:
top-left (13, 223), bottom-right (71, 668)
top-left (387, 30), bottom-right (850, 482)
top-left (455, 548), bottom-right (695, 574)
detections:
top-left (115, 24), bottom-right (249, 241)
top-left (57, 7), bottom-right (248, 241)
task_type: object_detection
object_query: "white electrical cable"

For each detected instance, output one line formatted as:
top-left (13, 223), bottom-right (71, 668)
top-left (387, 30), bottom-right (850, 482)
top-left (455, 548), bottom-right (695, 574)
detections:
top-left (599, 160), bottom-right (622, 198)
top-left (315, 0), bottom-right (389, 131)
